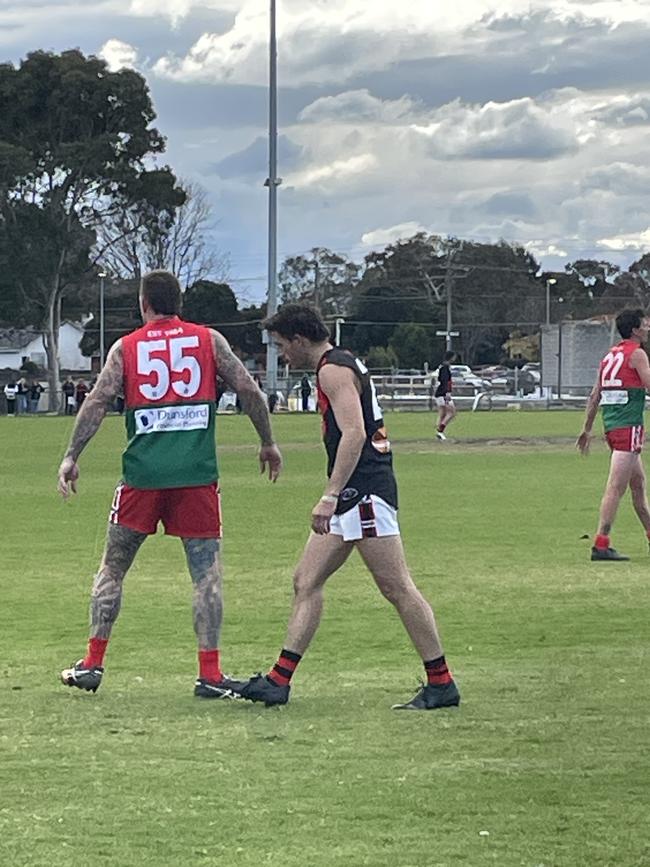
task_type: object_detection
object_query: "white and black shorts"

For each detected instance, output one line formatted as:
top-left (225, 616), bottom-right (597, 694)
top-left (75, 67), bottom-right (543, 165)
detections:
top-left (329, 495), bottom-right (400, 542)
top-left (435, 394), bottom-right (454, 408)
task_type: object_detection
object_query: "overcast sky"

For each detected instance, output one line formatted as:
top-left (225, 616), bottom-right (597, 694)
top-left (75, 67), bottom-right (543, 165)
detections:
top-left (2, 0), bottom-right (650, 301)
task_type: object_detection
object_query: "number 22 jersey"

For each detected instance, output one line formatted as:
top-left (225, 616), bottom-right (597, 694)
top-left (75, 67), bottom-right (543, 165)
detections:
top-left (121, 316), bottom-right (218, 489)
top-left (598, 339), bottom-right (645, 433)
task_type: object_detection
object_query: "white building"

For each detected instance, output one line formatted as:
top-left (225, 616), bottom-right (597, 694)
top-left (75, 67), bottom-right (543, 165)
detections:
top-left (0, 321), bottom-right (91, 372)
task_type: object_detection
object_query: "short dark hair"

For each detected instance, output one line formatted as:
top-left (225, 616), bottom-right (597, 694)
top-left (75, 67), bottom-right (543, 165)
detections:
top-left (141, 270), bottom-right (181, 316)
top-left (443, 351), bottom-right (457, 362)
top-left (616, 308), bottom-right (645, 339)
top-left (262, 304), bottom-right (330, 342)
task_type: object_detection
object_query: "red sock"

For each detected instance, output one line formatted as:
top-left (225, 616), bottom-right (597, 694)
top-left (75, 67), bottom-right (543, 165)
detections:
top-left (594, 534), bottom-right (610, 550)
top-left (438, 423), bottom-right (446, 433)
top-left (83, 637), bottom-right (109, 669)
top-left (424, 655), bottom-right (452, 686)
top-left (199, 649), bottom-right (222, 683)
top-left (268, 649), bottom-right (302, 686)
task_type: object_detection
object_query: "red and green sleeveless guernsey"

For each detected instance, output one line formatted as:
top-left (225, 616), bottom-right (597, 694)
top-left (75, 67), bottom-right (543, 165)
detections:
top-left (598, 338), bottom-right (646, 433)
top-left (121, 316), bottom-right (218, 489)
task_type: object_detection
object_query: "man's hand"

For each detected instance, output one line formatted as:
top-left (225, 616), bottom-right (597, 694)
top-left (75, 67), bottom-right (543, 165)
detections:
top-left (259, 444), bottom-right (283, 482)
top-left (57, 456), bottom-right (80, 499)
top-left (311, 496), bottom-right (338, 535)
top-left (576, 430), bottom-right (593, 456)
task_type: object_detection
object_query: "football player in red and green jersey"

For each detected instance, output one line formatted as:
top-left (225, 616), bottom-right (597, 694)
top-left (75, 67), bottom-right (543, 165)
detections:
top-left (577, 308), bottom-right (650, 561)
top-left (57, 270), bottom-right (282, 696)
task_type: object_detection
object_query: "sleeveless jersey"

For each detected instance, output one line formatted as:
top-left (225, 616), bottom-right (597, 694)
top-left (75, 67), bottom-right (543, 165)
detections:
top-left (435, 363), bottom-right (452, 397)
top-left (598, 339), bottom-right (646, 432)
top-left (121, 316), bottom-right (218, 489)
top-left (316, 349), bottom-right (398, 514)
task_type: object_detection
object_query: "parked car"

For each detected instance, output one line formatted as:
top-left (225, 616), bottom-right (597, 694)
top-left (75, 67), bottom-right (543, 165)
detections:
top-left (449, 365), bottom-right (489, 390)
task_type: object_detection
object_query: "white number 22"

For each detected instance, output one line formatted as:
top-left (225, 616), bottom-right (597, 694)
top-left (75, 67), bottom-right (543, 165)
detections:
top-left (137, 337), bottom-right (201, 400)
top-left (600, 351), bottom-right (624, 388)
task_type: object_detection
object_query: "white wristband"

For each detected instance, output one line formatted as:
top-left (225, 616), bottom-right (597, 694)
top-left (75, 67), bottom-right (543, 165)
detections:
top-left (320, 494), bottom-right (338, 504)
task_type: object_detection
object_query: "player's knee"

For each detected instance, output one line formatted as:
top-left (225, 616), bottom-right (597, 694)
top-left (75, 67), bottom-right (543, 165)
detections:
top-left (629, 477), bottom-right (646, 495)
top-left (376, 577), bottom-right (411, 606)
top-left (292, 566), bottom-right (319, 598)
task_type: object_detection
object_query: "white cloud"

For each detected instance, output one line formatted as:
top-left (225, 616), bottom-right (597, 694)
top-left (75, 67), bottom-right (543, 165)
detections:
top-left (299, 90), bottom-right (419, 125)
top-left (150, 0), bottom-right (650, 87)
top-left (290, 154), bottom-right (378, 191)
top-left (525, 241), bottom-right (569, 258)
top-left (598, 229), bottom-right (650, 251)
top-left (411, 97), bottom-right (578, 160)
top-left (361, 223), bottom-right (428, 248)
top-left (127, 0), bottom-right (240, 26)
top-left (99, 38), bottom-right (138, 71)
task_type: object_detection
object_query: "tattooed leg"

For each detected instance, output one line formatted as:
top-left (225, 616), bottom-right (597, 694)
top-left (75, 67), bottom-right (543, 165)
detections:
top-left (182, 538), bottom-right (223, 650)
top-left (90, 524), bottom-right (148, 639)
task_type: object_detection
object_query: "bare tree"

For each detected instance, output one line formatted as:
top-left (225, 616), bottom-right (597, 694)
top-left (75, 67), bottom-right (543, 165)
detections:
top-left (96, 181), bottom-right (229, 287)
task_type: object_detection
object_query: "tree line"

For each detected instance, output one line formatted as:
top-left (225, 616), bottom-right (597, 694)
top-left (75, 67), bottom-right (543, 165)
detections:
top-left (3, 50), bottom-right (650, 411)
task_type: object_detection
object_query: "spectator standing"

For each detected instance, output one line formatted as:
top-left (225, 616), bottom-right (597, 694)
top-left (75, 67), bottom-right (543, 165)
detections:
top-left (300, 374), bottom-right (312, 412)
top-left (62, 379), bottom-right (75, 415)
top-left (75, 380), bottom-right (89, 413)
top-left (28, 381), bottom-right (44, 413)
top-left (16, 379), bottom-right (28, 414)
top-left (4, 381), bottom-right (17, 415)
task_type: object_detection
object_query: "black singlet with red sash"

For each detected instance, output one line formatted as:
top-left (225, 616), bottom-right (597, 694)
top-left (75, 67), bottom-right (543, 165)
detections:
top-left (316, 348), bottom-right (398, 515)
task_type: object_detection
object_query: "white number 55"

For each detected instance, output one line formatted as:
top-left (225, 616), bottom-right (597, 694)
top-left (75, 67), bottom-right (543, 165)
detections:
top-left (137, 337), bottom-right (201, 400)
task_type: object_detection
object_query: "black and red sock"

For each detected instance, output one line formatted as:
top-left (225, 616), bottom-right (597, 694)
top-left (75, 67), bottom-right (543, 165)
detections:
top-left (83, 637), bottom-right (109, 669)
top-left (268, 649), bottom-right (302, 687)
top-left (437, 423), bottom-right (447, 433)
top-left (594, 534), bottom-right (610, 550)
top-left (424, 655), bottom-right (452, 686)
top-left (198, 649), bottom-right (222, 683)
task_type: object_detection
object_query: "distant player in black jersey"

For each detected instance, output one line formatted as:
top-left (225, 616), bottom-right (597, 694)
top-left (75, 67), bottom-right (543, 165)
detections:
top-left (236, 304), bottom-right (460, 711)
top-left (435, 351), bottom-right (457, 440)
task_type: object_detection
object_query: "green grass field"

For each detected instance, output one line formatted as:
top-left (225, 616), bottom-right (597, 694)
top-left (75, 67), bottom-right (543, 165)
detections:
top-left (1, 410), bottom-right (649, 867)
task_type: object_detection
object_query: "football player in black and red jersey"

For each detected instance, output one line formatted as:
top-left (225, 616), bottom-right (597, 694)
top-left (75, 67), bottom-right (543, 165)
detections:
top-left (237, 304), bottom-right (460, 711)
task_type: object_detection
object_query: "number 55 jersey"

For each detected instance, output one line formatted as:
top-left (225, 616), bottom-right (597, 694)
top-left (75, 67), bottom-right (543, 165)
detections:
top-left (121, 316), bottom-right (218, 489)
top-left (598, 338), bottom-right (646, 433)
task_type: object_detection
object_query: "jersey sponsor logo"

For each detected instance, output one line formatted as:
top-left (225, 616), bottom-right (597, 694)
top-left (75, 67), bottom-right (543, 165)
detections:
top-left (340, 487), bottom-right (359, 502)
top-left (134, 403), bottom-right (210, 435)
top-left (600, 389), bottom-right (629, 406)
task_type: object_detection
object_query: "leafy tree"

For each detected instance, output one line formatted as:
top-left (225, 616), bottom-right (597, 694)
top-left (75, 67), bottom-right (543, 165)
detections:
top-left (349, 233), bottom-right (448, 353)
top-left (365, 345), bottom-right (398, 370)
top-left (348, 233), bottom-right (541, 364)
top-left (0, 50), bottom-right (182, 408)
top-left (388, 323), bottom-right (436, 369)
top-left (279, 247), bottom-right (359, 317)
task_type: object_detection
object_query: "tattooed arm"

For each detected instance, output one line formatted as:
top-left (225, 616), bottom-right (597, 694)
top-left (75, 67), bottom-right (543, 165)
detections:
top-left (210, 329), bottom-right (283, 481)
top-left (57, 341), bottom-right (124, 498)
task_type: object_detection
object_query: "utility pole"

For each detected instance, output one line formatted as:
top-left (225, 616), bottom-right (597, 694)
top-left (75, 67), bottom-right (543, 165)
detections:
top-left (264, 0), bottom-right (281, 398)
top-left (99, 271), bottom-right (107, 368)
top-left (314, 259), bottom-right (320, 311)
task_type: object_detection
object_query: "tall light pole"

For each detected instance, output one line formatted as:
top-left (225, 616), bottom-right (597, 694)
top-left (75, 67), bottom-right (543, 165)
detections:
top-left (98, 270), bottom-right (107, 369)
top-left (264, 0), bottom-right (282, 398)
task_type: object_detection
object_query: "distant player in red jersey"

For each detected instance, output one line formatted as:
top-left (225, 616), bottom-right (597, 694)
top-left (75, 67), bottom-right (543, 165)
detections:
top-left (236, 304), bottom-right (459, 711)
top-left (57, 271), bottom-right (282, 696)
top-left (577, 308), bottom-right (650, 561)
top-left (434, 351), bottom-right (457, 440)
